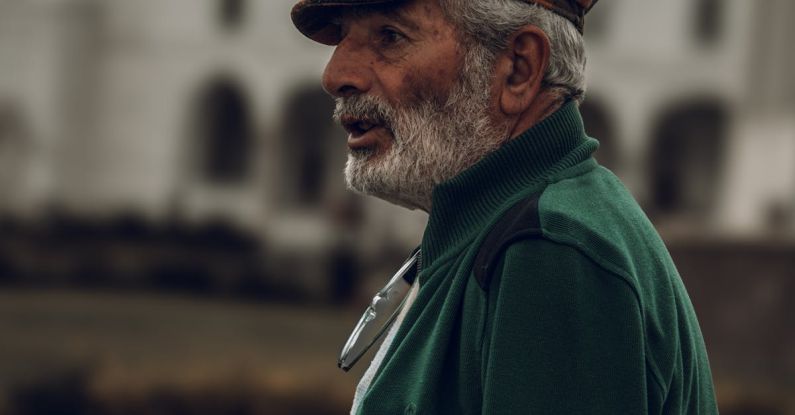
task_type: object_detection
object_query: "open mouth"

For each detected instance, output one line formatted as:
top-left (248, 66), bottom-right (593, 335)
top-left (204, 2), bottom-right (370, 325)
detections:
top-left (340, 116), bottom-right (383, 138)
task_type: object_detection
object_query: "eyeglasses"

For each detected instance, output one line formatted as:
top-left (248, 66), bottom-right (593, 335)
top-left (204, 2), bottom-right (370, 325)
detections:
top-left (338, 249), bottom-right (420, 372)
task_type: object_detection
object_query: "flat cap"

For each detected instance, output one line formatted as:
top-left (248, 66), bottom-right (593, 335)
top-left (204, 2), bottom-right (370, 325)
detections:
top-left (291, 0), bottom-right (599, 45)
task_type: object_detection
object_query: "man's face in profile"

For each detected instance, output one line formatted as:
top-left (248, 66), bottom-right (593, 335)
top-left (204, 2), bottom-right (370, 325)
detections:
top-left (323, 0), bottom-right (508, 211)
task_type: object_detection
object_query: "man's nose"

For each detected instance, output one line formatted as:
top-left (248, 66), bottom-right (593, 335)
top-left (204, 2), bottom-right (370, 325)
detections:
top-left (322, 41), bottom-right (373, 98)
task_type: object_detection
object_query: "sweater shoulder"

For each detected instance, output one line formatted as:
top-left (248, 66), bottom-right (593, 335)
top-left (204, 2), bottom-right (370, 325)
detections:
top-left (535, 165), bottom-right (712, 402)
top-left (538, 165), bottom-right (676, 287)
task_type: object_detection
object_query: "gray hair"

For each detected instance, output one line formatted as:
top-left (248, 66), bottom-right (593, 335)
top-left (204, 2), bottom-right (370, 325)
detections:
top-left (440, 0), bottom-right (587, 104)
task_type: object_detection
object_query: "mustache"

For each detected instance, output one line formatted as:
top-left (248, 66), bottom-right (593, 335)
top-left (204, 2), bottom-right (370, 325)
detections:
top-left (333, 95), bottom-right (395, 128)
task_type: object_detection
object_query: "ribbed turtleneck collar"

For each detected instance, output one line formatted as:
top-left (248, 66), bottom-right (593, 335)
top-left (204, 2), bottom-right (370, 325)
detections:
top-left (420, 101), bottom-right (598, 269)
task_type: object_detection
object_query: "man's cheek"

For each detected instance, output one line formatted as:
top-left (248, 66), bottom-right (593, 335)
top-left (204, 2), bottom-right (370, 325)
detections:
top-left (401, 70), bottom-right (450, 108)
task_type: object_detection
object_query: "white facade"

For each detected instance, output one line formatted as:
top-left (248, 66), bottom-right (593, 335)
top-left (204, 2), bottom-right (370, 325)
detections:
top-left (583, 0), bottom-right (795, 236)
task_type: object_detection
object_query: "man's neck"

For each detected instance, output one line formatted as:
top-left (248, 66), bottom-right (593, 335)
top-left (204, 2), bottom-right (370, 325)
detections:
top-left (506, 91), bottom-right (566, 140)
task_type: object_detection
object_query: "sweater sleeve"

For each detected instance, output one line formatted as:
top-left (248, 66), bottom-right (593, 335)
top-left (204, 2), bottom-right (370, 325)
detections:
top-left (481, 238), bottom-right (650, 414)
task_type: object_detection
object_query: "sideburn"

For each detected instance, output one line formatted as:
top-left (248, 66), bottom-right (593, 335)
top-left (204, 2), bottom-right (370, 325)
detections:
top-left (401, 39), bottom-right (469, 109)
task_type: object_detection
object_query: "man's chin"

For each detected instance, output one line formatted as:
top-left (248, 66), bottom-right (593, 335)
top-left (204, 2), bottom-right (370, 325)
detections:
top-left (344, 154), bottom-right (386, 198)
top-left (344, 155), bottom-right (430, 212)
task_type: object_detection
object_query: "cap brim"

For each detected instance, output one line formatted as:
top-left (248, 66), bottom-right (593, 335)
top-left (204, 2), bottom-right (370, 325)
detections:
top-left (291, 0), bottom-right (398, 45)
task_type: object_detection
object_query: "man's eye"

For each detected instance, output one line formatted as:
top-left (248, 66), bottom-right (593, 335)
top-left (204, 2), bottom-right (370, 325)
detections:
top-left (378, 27), bottom-right (407, 45)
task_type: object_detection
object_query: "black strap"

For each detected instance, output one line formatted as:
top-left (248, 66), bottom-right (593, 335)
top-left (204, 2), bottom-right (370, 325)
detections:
top-left (402, 248), bottom-right (421, 285)
top-left (473, 193), bottom-right (543, 290)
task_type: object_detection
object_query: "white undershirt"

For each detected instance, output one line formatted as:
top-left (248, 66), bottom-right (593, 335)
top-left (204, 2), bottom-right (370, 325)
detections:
top-left (350, 280), bottom-right (421, 414)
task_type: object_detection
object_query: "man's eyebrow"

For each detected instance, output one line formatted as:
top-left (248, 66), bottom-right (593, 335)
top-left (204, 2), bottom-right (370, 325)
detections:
top-left (380, 8), bottom-right (420, 32)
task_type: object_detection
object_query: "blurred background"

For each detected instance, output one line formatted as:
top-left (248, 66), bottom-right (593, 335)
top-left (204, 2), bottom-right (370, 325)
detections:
top-left (0, 0), bottom-right (792, 414)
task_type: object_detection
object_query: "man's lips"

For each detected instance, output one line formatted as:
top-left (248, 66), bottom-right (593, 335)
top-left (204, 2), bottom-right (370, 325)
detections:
top-left (340, 116), bottom-right (389, 150)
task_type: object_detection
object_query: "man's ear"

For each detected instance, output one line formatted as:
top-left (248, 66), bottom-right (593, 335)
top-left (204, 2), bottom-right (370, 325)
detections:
top-left (496, 25), bottom-right (551, 116)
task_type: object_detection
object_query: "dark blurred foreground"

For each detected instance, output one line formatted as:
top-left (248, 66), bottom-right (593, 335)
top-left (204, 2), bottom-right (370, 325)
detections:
top-left (0, 212), bottom-right (366, 304)
top-left (670, 237), bottom-right (795, 415)
top-left (0, 290), bottom-right (365, 415)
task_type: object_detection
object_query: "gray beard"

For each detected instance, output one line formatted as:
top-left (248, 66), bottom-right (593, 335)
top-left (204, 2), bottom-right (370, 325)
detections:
top-left (336, 46), bottom-right (509, 212)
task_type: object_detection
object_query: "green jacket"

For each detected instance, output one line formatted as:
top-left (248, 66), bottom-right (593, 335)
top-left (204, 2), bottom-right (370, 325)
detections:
top-left (356, 102), bottom-right (718, 414)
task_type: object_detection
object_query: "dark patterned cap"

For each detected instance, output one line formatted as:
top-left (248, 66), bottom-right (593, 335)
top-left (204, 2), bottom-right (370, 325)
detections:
top-left (291, 0), bottom-right (599, 45)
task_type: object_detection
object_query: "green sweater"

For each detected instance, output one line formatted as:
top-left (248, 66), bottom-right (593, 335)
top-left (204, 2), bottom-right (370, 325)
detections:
top-left (356, 102), bottom-right (718, 414)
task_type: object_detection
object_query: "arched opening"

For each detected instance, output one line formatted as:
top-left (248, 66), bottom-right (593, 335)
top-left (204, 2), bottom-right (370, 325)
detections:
top-left (649, 98), bottom-right (729, 221)
top-left (281, 85), bottom-right (347, 206)
top-left (195, 77), bottom-right (253, 185)
top-left (218, 0), bottom-right (245, 30)
top-left (694, 0), bottom-right (724, 45)
top-left (580, 98), bottom-right (620, 171)
top-left (279, 85), bottom-right (364, 303)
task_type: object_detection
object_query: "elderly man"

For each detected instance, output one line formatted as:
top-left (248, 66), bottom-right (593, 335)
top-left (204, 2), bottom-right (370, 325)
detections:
top-left (291, 0), bottom-right (718, 413)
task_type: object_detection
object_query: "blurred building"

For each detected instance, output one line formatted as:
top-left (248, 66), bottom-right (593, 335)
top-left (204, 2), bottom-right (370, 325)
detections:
top-left (582, 0), bottom-right (795, 236)
top-left (0, 0), bottom-right (793, 293)
top-left (0, 0), bottom-right (427, 300)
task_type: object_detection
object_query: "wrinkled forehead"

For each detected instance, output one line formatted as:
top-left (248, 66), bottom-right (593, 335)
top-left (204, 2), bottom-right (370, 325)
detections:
top-left (330, 3), bottom-right (419, 30)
